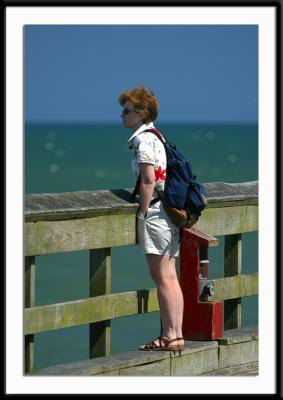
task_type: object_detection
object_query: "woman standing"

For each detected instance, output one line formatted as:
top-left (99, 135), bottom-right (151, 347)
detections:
top-left (118, 85), bottom-right (184, 352)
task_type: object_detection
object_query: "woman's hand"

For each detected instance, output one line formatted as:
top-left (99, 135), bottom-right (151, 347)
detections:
top-left (139, 163), bottom-right (156, 217)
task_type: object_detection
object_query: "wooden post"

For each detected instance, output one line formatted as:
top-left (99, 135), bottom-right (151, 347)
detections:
top-left (224, 234), bottom-right (242, 329)
top-left (89, 248), bottom-right (111, 358)
top-left (25, 256), bottom-right (35, 373)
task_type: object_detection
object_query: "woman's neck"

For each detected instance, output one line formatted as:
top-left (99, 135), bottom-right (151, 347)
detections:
top-left (131, 122), bottom-right (144, 133)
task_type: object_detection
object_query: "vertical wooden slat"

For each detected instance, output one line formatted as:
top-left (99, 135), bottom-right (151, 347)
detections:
top-left (224, 234), bottom-right (242, 329)
top-left (24, 256), bottom-right (35, 373)
top-left (89, 248), bottom-right (111, 358)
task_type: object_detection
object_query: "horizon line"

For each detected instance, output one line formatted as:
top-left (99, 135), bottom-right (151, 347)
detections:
top-left (25, 119), bottom-right (258, 125)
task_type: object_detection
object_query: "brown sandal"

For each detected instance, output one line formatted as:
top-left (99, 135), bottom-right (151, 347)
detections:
top-left (139, 336), bottom-right (184, 352)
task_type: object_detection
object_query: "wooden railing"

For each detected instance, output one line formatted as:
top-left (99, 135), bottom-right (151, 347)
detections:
top-left (24, 181), bottom-right (258, 373)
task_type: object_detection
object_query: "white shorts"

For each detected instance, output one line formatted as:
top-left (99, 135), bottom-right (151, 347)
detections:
top-left (137, 200), bottom-right (180, 257)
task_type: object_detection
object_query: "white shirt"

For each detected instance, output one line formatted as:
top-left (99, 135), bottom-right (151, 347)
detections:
top-left (128, 122), bottom-right (167, 192)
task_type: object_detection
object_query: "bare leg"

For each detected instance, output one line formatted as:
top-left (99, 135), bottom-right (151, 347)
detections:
top-left (145, 253), bottom-right (184, 346)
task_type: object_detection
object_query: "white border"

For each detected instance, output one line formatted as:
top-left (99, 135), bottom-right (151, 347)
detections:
top-left (6, 6), bottom-right (276, 395)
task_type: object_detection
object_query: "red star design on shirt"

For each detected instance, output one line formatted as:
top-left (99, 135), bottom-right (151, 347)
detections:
top-left (155, 166), bottom-right (166, 182)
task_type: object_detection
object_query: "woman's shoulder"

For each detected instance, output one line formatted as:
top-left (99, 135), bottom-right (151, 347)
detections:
top-left (132, 129), bottom-right (166, 152)
top-left (131, 131), bottom-right (152, 148)
top-left (139, 130), bottom-right (165, 145)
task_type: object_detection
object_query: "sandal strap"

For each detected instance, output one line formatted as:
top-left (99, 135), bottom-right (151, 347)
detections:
top-left (159, 336), bottom-right (181, 346)
top-left (144, 339), bottom-right (159, 350)
top-left (142, 336), bottom-right (184, 350)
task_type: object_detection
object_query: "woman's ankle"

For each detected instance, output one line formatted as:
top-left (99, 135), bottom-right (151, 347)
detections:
top-left (162, 328), bottom-right (176, 339)
top-left (176, 331), bottom-right (184, 340)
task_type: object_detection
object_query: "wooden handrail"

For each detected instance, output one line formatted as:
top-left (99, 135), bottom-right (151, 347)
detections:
top-left (24, 180), bottom-right (258, 372)
top-left (24, 181), bottom-right (258, 256)
top-left (24, 273), bottom-right (258, 336)
top-left (25, 181), bottom-right (258, 222)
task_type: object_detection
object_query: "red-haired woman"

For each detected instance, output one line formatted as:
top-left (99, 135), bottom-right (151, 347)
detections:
top-left (118, 85), bottom-right (184, 352)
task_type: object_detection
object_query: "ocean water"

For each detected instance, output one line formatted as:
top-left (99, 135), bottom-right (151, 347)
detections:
top-left (25, 122), bottom-right (258, 370)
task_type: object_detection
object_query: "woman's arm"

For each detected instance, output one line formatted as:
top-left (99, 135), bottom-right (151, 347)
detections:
top-left (139, 163), bottom-right (156, 217)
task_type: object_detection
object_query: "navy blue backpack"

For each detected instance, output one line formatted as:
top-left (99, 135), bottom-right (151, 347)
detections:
top-left (132, 128), bottom-right (208, 228)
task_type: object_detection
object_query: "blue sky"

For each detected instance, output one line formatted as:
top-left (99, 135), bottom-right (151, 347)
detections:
top-left (25, 25), bottom-right (258, 123)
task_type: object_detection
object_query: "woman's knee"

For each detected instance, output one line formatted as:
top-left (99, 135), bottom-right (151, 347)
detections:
top-left (151, 269), bottom-right (177, 286)
top-left (146, 253), bottom-right (177, 282)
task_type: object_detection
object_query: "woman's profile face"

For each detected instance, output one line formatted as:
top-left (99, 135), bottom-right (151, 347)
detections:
top-left (121, 100), bottom-right (143, 130)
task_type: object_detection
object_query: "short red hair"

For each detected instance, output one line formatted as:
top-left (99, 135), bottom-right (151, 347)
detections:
top-left (118, 85), bottom-right (159, 123)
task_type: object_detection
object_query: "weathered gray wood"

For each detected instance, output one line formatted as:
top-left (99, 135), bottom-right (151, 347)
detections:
top-left (171, 347), bottom-right (218, 376)
top-left (24, 181), bottom-right (258, 256)
top-left (30, 340), bottom-right (217, 376)
top-left (119, 358), bottom-right (171, 376)
top-left (225, 234), bottom-right (242, 277)
top-left (24, 204), bottom-right (258, 256)
top-left (224, 234), bottom-right (242, 330)
top-left (169, 342), bottom-right (219, 377)
top-left (204, 181), bottom-right (258, 207)
top-left (195, 204), bottom-right (258, 236)
top-left (218, 340), bottom-right (258, 369)
top-left (202, 361), bottom-right (258, 375)
top-left (25, 256), bottom-right (35, 308)
top-left (24, 274), bottom-right (258, 335)
top-left (89, 248), bottom-right (111, 358)
top-left (31, 348), bottom-right (171, 376)
top-left (25, 182), bottom-right (258, 222)
top-left (25, 213), bottom-right (136, 256)
top-left (25, 181), bottom-right (258, 375)
top-left (23, 181), bottom-right (258, 375)
top-left (30, 327), bottom-right (259, 376)
top-left (24, 288), bottom-right (159, 335)
top-left (212, 273), bottom-right (258, 301)
top-left (218, 325), bottom-right (258, 345)
top-left (24, 180), bottom-right (258, 256)
top-left (30, 328), bottom-right (258, 376)
top-left (25, 189), bottom-right (136, 222)
top-left (24, 256), bottom-right (35, 373)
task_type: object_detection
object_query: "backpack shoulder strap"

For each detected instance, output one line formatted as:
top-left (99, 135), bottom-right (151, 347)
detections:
top-left (142, 128), bottom-right (167, 144)
top-left (131, 174), bottom-right (160, 206)
top-left (131, 175), bottom-right (141, 202)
